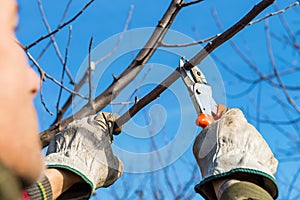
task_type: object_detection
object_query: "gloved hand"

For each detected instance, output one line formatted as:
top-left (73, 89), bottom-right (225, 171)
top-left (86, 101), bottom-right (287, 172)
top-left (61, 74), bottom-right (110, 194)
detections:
top-left (193, 108), bottom-right (278, 200)
top-left (45, 112), bottom-right (123, 199)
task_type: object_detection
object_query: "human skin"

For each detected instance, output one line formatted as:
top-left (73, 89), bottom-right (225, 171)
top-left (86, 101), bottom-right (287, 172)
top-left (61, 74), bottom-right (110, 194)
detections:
top-left (0, 0), bottom-right (44, 185)
top-left (44, 169), bottom-right (82, 199)
top-left (0, 1), bottom-right (83, 198)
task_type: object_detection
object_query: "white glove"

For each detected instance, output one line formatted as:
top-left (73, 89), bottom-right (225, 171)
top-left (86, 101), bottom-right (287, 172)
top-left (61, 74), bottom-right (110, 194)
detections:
top-left (193, 108), bottom-right (278, 199)
top-left (46, 112), bottom-right (123, 198)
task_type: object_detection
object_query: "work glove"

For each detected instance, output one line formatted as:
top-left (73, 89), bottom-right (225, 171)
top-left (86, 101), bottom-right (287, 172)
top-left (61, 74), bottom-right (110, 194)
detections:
top-left (45, 112), bottom-right (123, 199)
top-left (193, 108), bottom-right (278, 200)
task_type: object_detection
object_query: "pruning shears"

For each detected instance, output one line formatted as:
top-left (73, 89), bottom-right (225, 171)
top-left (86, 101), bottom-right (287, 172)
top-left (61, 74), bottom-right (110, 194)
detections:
top-left (179, 57), bottom-right (218, 128)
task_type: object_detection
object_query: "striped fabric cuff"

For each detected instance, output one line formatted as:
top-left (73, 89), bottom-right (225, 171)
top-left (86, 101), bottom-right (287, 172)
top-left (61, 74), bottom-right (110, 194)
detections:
top-left (25, 175), bottom-right (52, 200)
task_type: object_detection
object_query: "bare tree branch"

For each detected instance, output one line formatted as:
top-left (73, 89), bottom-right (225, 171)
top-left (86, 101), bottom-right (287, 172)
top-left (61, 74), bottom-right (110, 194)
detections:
top-left (287, 167), bottom-right (300, 199)
top-left (54, 5), bottom-right (134, 122)
top-left (25, 0), bottom-right (95, 50)
top-left (113, 0), bottom-right (275, 132)
top-left (161, 1), bottom-right (299, 48)
top-left (40, 0), bottom-right (192, 147)
top-left (37, 0), bottom-right (75, 84)
top-left (39, 80), bottom-right (54, 116)
top-left (34, 0), bottom-right (73, 69)
top-left (88, 37), bottom-right (93, 103)
top-left (249, 1), bottom-right (300, 25)
top-left (40, 0), bottom-right (274, 146)
top-left (181, 0), bottom-right (204, 7)
top-left (95, 5), bottom-right (134, 66)
top-left (275, 2), bottom-right (300, 53)
top-left (160, 33), bottom-right (220, 47)
top-left (57, 26), bottom-right (72, 115)
top-left (26, 51), bottom-right (88, 99)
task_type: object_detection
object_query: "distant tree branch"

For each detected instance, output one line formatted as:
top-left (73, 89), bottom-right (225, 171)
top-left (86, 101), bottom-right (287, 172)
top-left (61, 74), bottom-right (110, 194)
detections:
top-left (265, 19), bottom-right (300, 112)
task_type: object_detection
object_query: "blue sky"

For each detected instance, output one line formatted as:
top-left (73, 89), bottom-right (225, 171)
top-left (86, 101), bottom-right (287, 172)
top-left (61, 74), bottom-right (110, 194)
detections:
top-left (18, 0), bottom-right (300, 199)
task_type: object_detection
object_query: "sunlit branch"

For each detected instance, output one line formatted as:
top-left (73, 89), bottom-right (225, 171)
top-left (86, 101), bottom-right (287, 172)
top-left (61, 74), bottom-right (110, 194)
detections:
top-left (95, 5), bottom-right (134, 65)
top-left (181, 0), bottom-right (204, 7)
top-left (37, 0), bottom-right (75, 84)
top-left (57, 26), bottom-right (72, 115)
top-left (159, 34), bottom-right (220, 47)
top-left (25, 0), bottom-right (95, 50)
top-left (40, 0), bottom-right (274, 146)
top-left (26, 51), bottom-right (88, 99)
top-left (88, 37), bottom-right (93, 103)
top-left (161, 2), bottom-right (298, 48)
top-left (40, 0), bottom-right (189, 147)
top-left (113, 0), bottom-right (275, 132)
top-left (39, 80), bottom-right (54, 116)
top-left (55, 5), bottom-right (134, 122)
top-left (249, 1), bottom-right (300, 25)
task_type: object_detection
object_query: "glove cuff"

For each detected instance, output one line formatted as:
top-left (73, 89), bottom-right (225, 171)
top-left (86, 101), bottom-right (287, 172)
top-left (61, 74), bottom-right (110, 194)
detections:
top-left (195, 168), bottom-right (278, 200)
top-left (25, 175), bottom-right (53, 200)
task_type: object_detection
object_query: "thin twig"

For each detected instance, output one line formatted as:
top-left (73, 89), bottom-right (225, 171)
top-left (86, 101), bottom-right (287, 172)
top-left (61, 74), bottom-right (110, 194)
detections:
top-left (287, 167), bottom-right (300, 199)
top-left (113, 0), bottom-right (275, 132)
top-left (265, 19), bottom-right (300, 112)
top-left (181, 0), bottom-right (204, 7)
top-left (95, 5), bottom-right (134, 65)
top-left (275, 2), bottom-right (300, 53)
top-left (212, 7), bottom-right (293, 95)
top-left (54, 4), bottom-right (134, 122)
top-left (57, 26), bottom-right (72, 115)
top-left (116, 64), bottom-right (154, 114)
top-left (159, 34), bottom-right (220, 47)
top-left (25, 0), bottom-right (94, 50)
top-left (60, 0), bottom-right (73, 24)
top-left (40, 0), bottom-right (187, 147)
top-left (162, 2), bottom-right (298, 48)
top-left (36, 0), bottom-right (75, 84)
top-left (249, 1), bottom-right (300, 25)
top-left (110, 101), bottom-right (133, 105)
top-left (26, 51), bottom-right (88, 99)
top-left (272, 95), bottom-right (300, 133)
top-left (141, 110), bottom-right (178, 199)
top-left (39, 80), bottom-right (54, 116)
top-left (88, 37), bottom-right (93, 103)
top-left (39, 0), bottom-right (269, 145)
top-left (26, 51), bottom-right (46, 81)
top-left (33, 0), bottom-right (73, 68)
top-left (34, 41), bottom-right (51, 63)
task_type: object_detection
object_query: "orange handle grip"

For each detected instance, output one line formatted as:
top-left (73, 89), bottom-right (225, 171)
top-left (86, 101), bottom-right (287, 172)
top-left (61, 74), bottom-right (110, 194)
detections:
top-left (195, 113), bottom-right (214, 128)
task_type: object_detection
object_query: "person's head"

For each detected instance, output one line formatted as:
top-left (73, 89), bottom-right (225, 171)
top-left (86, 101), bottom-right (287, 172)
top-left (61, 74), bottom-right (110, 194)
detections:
top-left (0, 0), bottom-right (44, 186)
